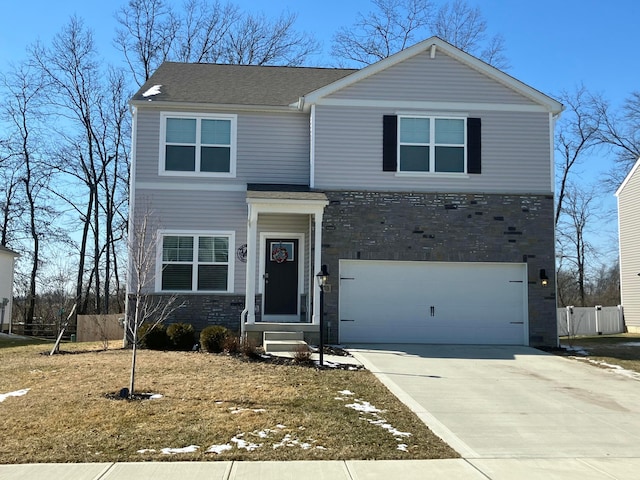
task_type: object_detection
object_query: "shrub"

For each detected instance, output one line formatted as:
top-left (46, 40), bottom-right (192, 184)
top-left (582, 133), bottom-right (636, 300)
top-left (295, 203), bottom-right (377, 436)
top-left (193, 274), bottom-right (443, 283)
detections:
top-left (166, 322), bottom-right (196, 351)
top-left (138, 323), bottom-right (169, 350)
top-left (223, 335), bottom-right (241, 354)
top-left (293, 344), bottom-right (313, 364)
top-left (200, 325), bottom-right (231, 353)
top-left (241, 337), bottom-right (261, 359)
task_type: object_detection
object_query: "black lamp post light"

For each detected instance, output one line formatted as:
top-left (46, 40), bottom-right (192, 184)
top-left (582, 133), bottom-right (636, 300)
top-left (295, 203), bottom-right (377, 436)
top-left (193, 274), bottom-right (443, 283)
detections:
top-left (316, 264), bottom-right (329, 366)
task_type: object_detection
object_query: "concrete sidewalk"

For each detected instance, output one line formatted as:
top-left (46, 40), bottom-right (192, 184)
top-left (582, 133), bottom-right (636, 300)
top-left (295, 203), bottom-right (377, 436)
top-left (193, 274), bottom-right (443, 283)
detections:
top-left (4, 458), bottom-right (640, 479)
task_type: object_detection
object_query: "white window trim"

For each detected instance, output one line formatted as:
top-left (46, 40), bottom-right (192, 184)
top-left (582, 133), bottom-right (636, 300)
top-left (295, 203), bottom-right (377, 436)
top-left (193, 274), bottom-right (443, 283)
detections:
top-left (156, 230), bottom-right (236, 293)
top-left (159, 112), bottom-right (237, 178)
top-left (397, 115), bottom-right (468, 175)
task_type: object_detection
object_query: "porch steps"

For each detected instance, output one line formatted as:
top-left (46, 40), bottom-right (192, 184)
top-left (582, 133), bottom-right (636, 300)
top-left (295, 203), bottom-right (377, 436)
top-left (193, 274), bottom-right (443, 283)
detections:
top-left (263, 331), bottom-right (308, 353)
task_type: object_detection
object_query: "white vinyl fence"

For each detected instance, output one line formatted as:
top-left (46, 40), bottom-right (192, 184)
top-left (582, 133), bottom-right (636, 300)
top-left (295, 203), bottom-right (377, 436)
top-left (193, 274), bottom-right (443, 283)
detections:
top-left (557, 305), bottom-right (625, 337)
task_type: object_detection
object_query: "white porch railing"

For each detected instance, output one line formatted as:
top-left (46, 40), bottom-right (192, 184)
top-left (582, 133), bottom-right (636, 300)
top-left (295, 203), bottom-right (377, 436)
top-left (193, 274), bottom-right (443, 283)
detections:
top-left (557, 305), bottom-right (625, 337)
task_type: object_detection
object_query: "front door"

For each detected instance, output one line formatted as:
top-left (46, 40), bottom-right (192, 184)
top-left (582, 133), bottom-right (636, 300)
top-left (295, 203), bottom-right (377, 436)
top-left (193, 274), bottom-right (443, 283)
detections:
top-left (264, 238), bottom-right (299, 318)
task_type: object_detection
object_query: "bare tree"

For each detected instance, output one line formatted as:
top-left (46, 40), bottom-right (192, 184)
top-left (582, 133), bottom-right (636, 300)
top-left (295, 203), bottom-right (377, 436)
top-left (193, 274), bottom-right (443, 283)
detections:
top-left (332, 0), bottom-right (433, 66)
top-left (222, 11), bottom-right (319, 66)
top-left (556, 185), bottom-right (600, 307)
top-left (554, 86), bottom-right (603, 226)
top-left (115, 0), bottom-right (319, 86)
top-left (1, 64), bottom-right (60, 331)
top-left (30, 17), bottom-right (131, 316)
top-left (331, 0), bottom-right (508, 67)
top-left (114, 0), bottom-right (179, 86)
top-left (430, 0), bottom-right (508, 69)
top-left (126, 209), bottom-right (178, 397)
top-left (593, 91), bottom-right (640, 188)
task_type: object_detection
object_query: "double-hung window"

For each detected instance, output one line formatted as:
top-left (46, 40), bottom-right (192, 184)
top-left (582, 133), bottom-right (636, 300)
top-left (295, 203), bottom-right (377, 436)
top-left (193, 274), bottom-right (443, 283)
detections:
top-left (161, 113), bottom-right (236, 176)
top-left (399, 116), bottom-right (466, 173)
top-left (160, 233), bottom-right (234, 292)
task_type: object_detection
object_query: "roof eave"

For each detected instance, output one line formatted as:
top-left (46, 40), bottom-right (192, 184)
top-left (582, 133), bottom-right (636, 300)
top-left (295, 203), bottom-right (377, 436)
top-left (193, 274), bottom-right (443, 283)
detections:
top-left (129, 99), bottom-right (302, 114)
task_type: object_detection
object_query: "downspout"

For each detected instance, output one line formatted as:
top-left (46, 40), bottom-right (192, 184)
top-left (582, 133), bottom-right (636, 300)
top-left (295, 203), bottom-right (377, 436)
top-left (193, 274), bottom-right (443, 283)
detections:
top-left (310, 104), bottom-right (316, 188)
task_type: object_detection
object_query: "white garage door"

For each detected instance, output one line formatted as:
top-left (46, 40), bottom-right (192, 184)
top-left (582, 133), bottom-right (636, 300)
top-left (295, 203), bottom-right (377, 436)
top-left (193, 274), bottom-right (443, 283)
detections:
top-left (339, 260), bottom-right (528, 345)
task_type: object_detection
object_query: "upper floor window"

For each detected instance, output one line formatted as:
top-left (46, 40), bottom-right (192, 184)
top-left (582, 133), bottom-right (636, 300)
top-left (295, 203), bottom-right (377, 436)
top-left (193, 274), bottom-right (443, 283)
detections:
top-left (160, 113), bottom-right (237, 176)
top-left (399, 116), bottom-right (466, 173)
top-left (383, 115), bottom-right (481, 175)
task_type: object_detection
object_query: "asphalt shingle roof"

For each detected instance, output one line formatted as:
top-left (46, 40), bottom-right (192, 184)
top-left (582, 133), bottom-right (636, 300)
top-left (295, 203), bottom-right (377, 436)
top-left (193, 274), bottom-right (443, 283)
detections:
top-left (131, 63), bottom-right (357, 107)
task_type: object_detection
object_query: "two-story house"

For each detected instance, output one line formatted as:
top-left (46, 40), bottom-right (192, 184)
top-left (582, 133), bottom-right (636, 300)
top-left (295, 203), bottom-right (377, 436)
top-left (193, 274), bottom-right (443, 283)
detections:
top-left (129, 37), bottom-right (563, 348)
top-left (616, 157), bottom-right (640, 332)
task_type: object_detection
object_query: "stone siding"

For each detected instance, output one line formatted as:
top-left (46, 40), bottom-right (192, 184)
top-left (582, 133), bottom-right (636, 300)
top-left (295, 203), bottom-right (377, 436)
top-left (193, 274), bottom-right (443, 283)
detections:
top-left (320, 191), bottom-right (557, 347)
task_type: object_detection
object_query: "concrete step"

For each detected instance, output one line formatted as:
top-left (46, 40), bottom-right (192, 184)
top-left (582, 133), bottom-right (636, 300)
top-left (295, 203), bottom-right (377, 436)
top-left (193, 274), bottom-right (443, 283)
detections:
top-left (263, 339), bottom-right (309, 353)
top-left (263, 331), bottom-right (304, 341)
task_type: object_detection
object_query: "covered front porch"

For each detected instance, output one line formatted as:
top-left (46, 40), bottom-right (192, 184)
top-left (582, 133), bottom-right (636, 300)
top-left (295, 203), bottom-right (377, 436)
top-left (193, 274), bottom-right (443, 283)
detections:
top-left (241, 185), bottom-right (328, 345)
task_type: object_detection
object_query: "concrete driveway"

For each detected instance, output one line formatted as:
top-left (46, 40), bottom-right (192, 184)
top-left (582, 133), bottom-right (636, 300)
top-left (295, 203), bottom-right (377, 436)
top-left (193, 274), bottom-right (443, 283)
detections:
top-left (349, 344), bottom-right (640, 459)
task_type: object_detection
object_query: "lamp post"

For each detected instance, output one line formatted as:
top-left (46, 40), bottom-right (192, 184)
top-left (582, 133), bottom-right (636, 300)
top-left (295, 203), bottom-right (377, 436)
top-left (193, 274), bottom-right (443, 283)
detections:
top-left (316, 265), bottom-right (329, 367)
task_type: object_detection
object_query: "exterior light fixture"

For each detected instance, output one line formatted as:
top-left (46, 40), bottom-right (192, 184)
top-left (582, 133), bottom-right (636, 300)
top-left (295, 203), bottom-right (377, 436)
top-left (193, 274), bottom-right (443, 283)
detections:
top-left (316, 265), bottom-right (329, 366)
top-left (540, 269), bottom-right (549, 287)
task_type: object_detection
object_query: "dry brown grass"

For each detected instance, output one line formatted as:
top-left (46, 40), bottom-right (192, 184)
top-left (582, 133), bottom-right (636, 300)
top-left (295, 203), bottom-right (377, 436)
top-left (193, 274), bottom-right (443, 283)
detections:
top-left (0, 340), bottom-right (457, 463)
top-left (561, 333), bottom-right (640, 373)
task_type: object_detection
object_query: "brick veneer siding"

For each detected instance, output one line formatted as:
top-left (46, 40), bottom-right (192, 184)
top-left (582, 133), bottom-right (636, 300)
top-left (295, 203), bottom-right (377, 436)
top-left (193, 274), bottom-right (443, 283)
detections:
top-left (127, 294), bottom-right (248, 335)
top-left (320, 191), bottom-right (557, 347)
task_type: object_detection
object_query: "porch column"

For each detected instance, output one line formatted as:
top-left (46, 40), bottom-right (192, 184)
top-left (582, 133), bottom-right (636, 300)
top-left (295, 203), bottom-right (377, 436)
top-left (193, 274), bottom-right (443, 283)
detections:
top-left (312, 209), bottom-right (323, 325)
top-left (245, 206), bottom-right (258, 325)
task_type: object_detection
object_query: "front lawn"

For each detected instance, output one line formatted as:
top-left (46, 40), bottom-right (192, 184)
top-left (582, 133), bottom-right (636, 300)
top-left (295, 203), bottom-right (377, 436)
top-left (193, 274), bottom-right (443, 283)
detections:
top-left (0, 341), bottom-right (457, 463)
top-left (560, 333), bottom-right (640, 375)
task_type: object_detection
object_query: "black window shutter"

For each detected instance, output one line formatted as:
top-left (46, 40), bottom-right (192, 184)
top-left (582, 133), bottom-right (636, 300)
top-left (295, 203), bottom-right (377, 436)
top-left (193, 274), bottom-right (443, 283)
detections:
top-left (467, 117), bottom-right (481, 174)
top-left (382, 115), bottom-right (398, 172)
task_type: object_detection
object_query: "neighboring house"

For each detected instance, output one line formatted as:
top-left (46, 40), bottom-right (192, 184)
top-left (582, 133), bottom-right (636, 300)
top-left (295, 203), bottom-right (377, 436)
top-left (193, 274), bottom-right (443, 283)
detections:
top-left (128, 37), bottom-right (563, 347)
top-left (616, 157), bottom-right (640, 332)
top-left (0, 245), bottom-right (19, 333)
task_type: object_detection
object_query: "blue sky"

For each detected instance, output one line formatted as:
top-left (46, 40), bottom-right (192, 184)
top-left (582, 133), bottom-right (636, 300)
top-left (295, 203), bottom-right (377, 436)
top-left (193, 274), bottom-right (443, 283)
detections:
top-left (1, 0), bottom-right (636, 263)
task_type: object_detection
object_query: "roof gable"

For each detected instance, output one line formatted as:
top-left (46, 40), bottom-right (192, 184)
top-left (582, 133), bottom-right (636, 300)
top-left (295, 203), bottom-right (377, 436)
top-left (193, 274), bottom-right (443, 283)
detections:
top-left (0, 245), bottom-right (19, 257)
top-left (301, 37), bottom-right (563, 115)
top-left (615, 157), bottom-right (640, 197)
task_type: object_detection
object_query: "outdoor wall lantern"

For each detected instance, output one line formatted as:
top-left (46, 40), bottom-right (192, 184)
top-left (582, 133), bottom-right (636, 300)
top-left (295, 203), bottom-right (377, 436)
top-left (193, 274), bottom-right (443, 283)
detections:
top-left (540, 269), bottom-right (549, 287)
top-left (316, 265), bottom-right (329, 366)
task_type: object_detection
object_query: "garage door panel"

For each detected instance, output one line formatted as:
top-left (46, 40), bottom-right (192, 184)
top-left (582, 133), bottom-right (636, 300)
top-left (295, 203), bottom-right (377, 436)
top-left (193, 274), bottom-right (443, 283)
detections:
top-left (339, 260), bottom-right (527, 345)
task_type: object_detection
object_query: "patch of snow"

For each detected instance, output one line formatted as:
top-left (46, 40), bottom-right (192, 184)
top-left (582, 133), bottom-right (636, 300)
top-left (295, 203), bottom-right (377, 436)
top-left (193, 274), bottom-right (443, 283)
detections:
top-left (160, 445), bottom-right (200, 455)
top-left (276, 424), bottom-right (286, 429)
top-left (137, 449), bottom-right (156, 454)
top-left (206, 444), bottom-right (232, 454)
top-left (272, 433), bottom-right (319, 450)
top-left (338, 390), bottom-right (354, 395)
top-left (339, 392), bottom-right (412, 452)
top-left (145, 393), bottom-right (162, 399)
top-left (142, 85), bottom-right (162, 97)
top-left (345, 400), bottom-right (383, 414)
top-left (582, 358), bottom-right (640, 380)
top-left (620, 342), bottom-right (640, 347)
top-left (231, 435), bottom-right (261, 451)
top-left (0, 388), bottom-right (30, 402)
top-left (366, 419), bottom-right (411, 438)
top-left (229, 407), bottom-right (266, 414)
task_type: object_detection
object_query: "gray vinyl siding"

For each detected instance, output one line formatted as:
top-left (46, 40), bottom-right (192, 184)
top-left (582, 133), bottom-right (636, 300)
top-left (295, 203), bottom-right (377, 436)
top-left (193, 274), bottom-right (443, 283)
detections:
top-left (618, 167), bottom-right (640, 327)
top-left (313, 105), bottom-right (552, 194)
top-left (134, 108), bottom-right (310, 186)
top-left (327, 50), bottom-right (539, 106)
top-left (134, 190), bottom-right (247, 294)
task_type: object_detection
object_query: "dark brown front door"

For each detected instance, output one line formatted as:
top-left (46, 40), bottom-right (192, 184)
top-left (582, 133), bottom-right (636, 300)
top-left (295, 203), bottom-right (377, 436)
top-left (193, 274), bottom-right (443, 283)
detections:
top-left (264, 239), bottom-right (299, 315)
